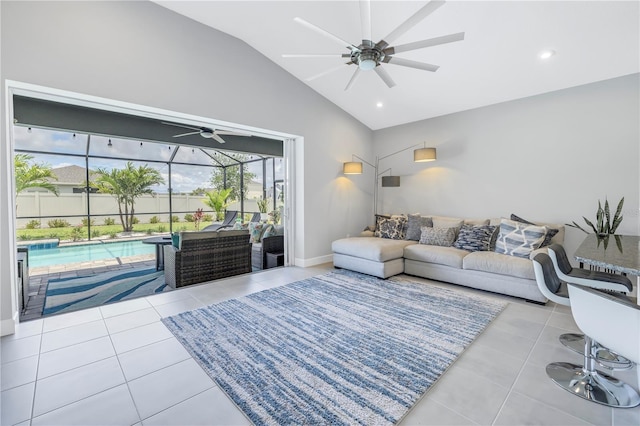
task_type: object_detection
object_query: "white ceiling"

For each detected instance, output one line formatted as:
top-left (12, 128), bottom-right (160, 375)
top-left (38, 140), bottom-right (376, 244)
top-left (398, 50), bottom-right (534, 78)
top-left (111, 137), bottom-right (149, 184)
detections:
top-left (154, 1), bottom-right (640, 130)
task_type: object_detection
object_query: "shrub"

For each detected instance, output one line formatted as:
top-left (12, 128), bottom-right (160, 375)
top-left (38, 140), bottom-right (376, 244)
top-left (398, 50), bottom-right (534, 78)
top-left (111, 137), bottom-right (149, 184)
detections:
top-left (179, 225), bottom-right (187, 231)
top-left (109, 232), bottom-right (118, 239)
top-left (25, 220), bottom-right (41, 229)
top-left (48, 219), bottom-right (70, 228)
top-left (81, 218), bottom-right (95, 227)
top-left (184, 213), bottom-right (194, 222)
top-left (146, 228), bottom-right (153, 235)
top-left (91, 229), bottom-right (101, 238)
top-left (132, 216), bottom-right (140, 224)
top-left (47, 233), bottom-right (58, 239)
top-left (172, 216), bottom-right (179, 223)
top-left (104, 218), bottom-right (115, 226)
top-left (157, 225), bottom-right (167, 233)
top-left (149, 216), bottom-right (160, 224)
top-left (203, 214), bottom-right (213, 222)
top-left (70, 225), bottom-right (85, 242)
top-left (17, 233), bottom-right (32, 241)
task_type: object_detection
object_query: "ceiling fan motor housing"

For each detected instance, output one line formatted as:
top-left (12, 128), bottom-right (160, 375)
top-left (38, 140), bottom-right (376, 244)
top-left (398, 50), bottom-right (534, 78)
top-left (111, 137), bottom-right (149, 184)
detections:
top-left (352, 40), bottom-right (384, 71)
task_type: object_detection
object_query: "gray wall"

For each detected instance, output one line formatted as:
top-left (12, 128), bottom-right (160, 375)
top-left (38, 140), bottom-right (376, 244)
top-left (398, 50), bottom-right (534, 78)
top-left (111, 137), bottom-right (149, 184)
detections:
top-left (373, 73), bottom-right (640, 260)
top-left (0, 1), bottom-right (373, 332)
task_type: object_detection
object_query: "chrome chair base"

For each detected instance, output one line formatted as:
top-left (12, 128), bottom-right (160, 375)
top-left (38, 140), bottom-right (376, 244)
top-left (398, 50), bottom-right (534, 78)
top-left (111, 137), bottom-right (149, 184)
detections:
top-left (559, 333), bottom-right (633, 370)
top-left (546, 362), bottom-right (640, 408)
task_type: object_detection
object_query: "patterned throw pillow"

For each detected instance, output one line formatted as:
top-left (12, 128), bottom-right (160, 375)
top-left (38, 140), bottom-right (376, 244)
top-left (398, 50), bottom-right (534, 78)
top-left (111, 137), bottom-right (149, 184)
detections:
top-left (494, 218), bottom-right (548, 258)
top-left (373, 214), bottom-right (391, 237)
top-left (378, 217), bottom-right (407, 240)
top-left (248, 222), bottom-right (267, 243)
top-left (453, 224), bottom-right (497, 252)
top-left (419, 227), bottom-right (456, 246)
top-left (510, 214), bottom-right (559, 247)
top-left (405, 214), bottom-right (433, 241)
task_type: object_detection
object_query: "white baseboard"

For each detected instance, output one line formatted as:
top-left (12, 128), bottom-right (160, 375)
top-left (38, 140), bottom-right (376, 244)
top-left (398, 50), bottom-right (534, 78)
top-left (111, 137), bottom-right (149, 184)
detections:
top-left (1, 317), bottom-right (16, 337)
top-left (294, 254), bottom-right (333, 268)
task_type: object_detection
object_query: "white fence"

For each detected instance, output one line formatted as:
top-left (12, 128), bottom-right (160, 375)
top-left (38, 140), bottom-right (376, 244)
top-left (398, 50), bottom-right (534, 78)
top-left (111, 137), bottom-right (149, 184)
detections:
top-left (16, 192), bottom-right (262, 228)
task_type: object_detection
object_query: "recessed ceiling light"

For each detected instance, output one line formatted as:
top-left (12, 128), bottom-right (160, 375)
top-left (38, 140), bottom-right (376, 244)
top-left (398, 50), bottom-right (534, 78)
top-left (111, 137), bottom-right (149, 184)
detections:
top-left (376, 102), bottom-right (383, 108)
top-left (539, 49), bottom-right (556, 60)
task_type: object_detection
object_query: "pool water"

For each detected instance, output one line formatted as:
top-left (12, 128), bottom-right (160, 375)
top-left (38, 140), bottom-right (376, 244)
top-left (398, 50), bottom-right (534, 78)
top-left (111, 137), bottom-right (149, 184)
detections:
top-left (27, 240), bottom-right (156, 268)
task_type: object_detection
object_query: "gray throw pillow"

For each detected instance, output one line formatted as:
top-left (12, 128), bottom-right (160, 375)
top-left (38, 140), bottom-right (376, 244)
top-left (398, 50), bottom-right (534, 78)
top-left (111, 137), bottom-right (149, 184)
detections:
top-left (406, 214), bottom-right (433, 241)
top-left (419, 227), bottom-right (456, 246)
top-left (453, 224), bottom-right (497, 252)
top-left (494, 218), bottom-right (548, 258)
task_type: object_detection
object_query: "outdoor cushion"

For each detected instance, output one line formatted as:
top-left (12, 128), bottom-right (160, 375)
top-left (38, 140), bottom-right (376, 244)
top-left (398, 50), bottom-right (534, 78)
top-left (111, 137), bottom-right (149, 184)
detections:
top-left (332, 237), bottom-right (416, 262)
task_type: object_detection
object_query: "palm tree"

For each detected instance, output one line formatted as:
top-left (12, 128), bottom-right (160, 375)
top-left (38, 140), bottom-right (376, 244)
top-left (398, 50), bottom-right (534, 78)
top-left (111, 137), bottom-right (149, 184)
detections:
top-left (91, 162), bottom-right (164, 232)
top-left (203, 188), bottom-right (233, 221)
top-left (14, 153), bottom-right (59, 196)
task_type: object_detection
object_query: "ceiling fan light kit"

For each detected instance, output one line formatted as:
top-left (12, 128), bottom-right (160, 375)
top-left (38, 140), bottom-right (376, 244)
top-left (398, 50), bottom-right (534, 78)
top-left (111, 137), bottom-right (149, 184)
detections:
top-left (285, 0), bottom-right (464, 90)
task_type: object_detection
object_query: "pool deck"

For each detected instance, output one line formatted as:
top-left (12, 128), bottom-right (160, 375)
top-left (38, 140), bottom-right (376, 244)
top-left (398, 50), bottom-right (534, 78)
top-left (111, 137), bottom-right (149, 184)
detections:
top-left (22, 253), bottom-right (160, 322)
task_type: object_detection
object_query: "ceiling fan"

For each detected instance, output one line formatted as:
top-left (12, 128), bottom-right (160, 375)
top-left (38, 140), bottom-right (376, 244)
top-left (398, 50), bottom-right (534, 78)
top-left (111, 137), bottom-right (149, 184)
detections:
top-left (283, 0), bottom-right (464, 90)
top-left (161, 122), bottom-right (251, 144)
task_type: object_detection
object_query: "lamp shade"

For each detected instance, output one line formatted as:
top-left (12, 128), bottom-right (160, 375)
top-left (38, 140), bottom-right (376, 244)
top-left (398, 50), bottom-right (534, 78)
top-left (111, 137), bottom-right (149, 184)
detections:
top-left (343, 161), bottom-right (363, 174)
top-left (414, 147), bottom-right (437, 162)
top-left (381, 175), bottom-right (400, 187)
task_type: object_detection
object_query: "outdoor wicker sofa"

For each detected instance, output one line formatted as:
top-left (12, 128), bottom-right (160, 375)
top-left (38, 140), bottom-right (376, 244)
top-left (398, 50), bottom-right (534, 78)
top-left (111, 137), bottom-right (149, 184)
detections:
top-left (163, 229), bottom-right (251, 288)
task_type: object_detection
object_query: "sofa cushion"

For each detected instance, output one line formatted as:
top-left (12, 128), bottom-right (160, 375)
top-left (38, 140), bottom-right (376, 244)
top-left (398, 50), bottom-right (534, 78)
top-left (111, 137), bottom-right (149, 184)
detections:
top-left (332, 237), bottom-right (415, 262)
top-left (494, 218), bottom-right (548, 258)
top-left (453, 224), bottom-right (497, 252)
top-left (419, 227), bottom-right (456, 246)
top-left (463, 251), bottom-right (535, 280)
top-left (404, 244), bottom-right (468, 269)
top-left (405, 214), bottom-right (433, 241)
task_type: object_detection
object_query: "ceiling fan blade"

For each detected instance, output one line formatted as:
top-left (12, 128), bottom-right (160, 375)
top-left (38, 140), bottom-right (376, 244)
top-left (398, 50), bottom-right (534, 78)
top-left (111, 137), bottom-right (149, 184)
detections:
top-left (385, 32), bottom-right (465, 55)
top-left (211, 133), bottom-right (226, 144)
top-left (385, 56), bottom-right (440, 72)
top-left (345, 68), bottom-right (361, 91)
top-left (172, 131), bottom-right (200, 138)
top-left (374, 66), bottom-right (396, 88)
top-left (380, 0), bottom-right (446, 47)
top-left (161, 121), bottom-right (200, 131)
top-left (215, 130), bottom-right (252, 137)
top-left (360, 0), bottom-right (372, 42)
top-left (282, 54), bottom-right (344, 58)
top-left (306, 64), bottom-right (347, 82)
top-left (294, 17), bottom-right (360, 52)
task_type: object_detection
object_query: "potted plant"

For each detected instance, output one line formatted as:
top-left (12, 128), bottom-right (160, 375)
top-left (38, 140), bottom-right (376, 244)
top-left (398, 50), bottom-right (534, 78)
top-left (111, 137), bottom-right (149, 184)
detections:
top-left (256, 197), bottom-right (270, 221)
top-left (566, 197), bottom-right (624, 236)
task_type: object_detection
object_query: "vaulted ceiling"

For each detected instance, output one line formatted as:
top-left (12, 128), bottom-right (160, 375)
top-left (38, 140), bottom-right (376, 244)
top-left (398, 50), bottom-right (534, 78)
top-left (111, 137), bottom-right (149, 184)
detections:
top-left (154, 1), bottom-right (639, 130)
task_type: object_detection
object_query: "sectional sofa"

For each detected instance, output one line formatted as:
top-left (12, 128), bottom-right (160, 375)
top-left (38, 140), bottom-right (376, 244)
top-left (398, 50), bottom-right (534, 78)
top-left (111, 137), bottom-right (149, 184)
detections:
top-left (332, 214), bottom-right (564, 303)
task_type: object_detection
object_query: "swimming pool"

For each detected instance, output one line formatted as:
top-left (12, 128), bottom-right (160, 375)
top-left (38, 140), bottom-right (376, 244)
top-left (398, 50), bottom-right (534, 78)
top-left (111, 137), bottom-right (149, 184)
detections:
top-left (27, 240), bottom-right (156, 268)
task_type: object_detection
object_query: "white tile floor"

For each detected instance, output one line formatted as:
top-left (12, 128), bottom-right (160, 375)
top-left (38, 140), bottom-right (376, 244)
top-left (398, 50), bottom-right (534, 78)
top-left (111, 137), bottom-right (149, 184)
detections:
top-left (2, 264), bottom-right (639, 425)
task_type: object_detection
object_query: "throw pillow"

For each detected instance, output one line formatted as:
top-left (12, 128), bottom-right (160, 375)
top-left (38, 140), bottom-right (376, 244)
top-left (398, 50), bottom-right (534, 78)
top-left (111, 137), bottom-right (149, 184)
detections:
top-left (378, 217), bottom-right (407, 240)
top-left (171, 232), bottom-right (180, 248)
top-left (248, 222), bottom-right (267, 243)
top-left (261, 224), bottom-right (276, 239)
top-left (510, 214), bottom-right (559, 247)
top-left (494, 218), bottom-right (548, 258)
top-left (432, 217), bottom-right (464, 237)
top-left (405, 214), bottom-right (433, 241)
top-left (419, 227), bottom-right (456, 246)
top-left (373, 214), bottom-right (391, 237)
top-left (453, 224), bottom-right (497, 252)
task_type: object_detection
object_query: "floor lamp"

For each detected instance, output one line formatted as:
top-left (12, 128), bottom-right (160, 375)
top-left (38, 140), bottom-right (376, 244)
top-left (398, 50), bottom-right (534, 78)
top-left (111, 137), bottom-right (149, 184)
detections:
top-left (343, 143), bottom-right (436, 215)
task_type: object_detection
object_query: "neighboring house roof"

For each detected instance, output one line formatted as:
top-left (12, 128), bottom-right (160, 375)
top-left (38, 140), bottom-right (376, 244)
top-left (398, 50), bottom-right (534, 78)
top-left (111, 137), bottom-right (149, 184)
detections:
top-left (50, 165), bottom-right (98, 186)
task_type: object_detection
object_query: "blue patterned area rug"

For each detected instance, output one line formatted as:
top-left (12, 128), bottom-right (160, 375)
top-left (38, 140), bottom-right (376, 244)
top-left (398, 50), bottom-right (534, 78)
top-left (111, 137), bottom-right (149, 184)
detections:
top-left (43, 267), bottom-right (170, 316)
top-left (162, 270), bottom-right (506, 425)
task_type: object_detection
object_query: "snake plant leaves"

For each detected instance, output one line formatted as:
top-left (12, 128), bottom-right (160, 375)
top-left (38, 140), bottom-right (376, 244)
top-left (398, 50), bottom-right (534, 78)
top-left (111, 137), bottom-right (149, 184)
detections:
top-left (566, 197), bottom-right (624, 235)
